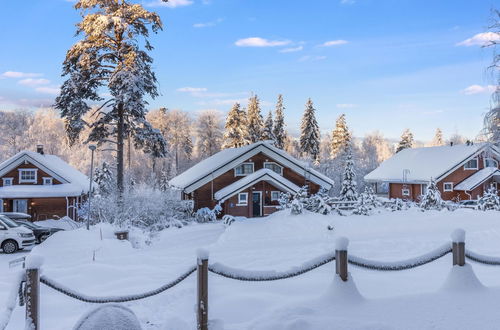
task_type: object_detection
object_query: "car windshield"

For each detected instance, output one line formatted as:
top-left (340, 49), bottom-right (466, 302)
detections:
top-left (0, 216), bottom-right (20, 228)
top-left (17, 221), bottom-right (39, 229)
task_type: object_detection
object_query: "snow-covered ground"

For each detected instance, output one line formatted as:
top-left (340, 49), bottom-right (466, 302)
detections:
top-left (2, 208), bottom-right (500, 329)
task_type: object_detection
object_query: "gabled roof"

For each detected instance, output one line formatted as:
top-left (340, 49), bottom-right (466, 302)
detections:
top-left (0, 151), bottom-right (89, 195)
top-left (214, 169), bottom-right (301, 203)
top-left (364, 143), bottom-right (500, 184)
top-left (454, 167), bottom-right (500, 191)
top-left (169, 141), bottom-right (334, 193)
top-left (0, 184), bottom-right (86, 198)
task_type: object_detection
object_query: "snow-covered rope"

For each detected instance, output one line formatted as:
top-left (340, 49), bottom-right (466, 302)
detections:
top-left (348, 243), bottom-right (452, 271)
top-left (465, 250), bottom-right (500, 265)
top-left (207, 251), bottom-right (336, 281)
top-left (0, 271), bottom-right (24, 330)
top-left (40, 266), bottom-right (196, 303)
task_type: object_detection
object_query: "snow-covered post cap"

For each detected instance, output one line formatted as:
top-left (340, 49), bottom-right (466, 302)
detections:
top-left (25, 254), bottom-right (44, 270)
top-left (335, 236), bottom-right (349, 251)
top-left (451, 228), bottom-right (466, 243)
top-left (197, 248), bottom-right (210, 261)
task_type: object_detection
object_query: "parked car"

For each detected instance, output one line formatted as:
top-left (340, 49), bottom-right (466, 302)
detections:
top-left (0, 215), bottom-right (35, 254)
top-left (14, 220), bottom-right (63, 244)
top-left (0, 212), bottom-right (32, 221)
top-left (459, 200), bottom-right (478, 209)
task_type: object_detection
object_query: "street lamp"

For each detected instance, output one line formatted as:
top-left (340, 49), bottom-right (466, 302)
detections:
top-left (87, 144), bottom-right (97, 230)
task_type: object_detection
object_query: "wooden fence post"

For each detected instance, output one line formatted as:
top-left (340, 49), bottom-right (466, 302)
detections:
top-left (197, 250), bottom-right (209, 330)
top-left (26, 266), bottom-right (40, 330)
top-left (335, 237), bottom-right (349, 282)
top-left (451, 229), bottom-right (465, 266)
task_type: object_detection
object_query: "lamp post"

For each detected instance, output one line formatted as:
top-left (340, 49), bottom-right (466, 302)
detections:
top-left (87, 144), bottom-right (97, 230)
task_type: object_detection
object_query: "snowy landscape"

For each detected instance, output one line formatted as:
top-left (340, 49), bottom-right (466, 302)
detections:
top-left (1, 0), bottom-right (500, 329)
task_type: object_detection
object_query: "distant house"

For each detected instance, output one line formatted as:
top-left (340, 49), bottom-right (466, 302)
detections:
top-left (364, 143), bottom-right (500, 201)
top-left (169, 141), bottom-right (334, 217)
top-left (0, 145), bottom-right (89, 220)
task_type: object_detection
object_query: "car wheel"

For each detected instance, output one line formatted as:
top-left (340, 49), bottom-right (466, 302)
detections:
top-left (2, 240), bottom-right (18, 254)
top-left (38, 234), bottom-right (49, 243)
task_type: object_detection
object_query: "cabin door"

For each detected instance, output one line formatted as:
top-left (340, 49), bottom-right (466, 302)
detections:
top-left (13, 199), bottom-right (28, 214)
top-left (252, 192), bottom-right (262, 217)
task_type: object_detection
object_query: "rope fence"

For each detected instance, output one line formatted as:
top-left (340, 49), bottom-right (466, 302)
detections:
top-left (9, 228), bottom-right (500, 330)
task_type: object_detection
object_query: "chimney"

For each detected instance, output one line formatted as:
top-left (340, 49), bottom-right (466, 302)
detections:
top-left (36, 144), bottom-right (44, 155)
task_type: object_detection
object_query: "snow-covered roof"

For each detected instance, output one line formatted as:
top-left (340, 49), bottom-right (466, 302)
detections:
top-left (170, 141), bottom-right (334, 193)
top-left (364, 143), bottom-right (497, 184)
top-left (0, 151), bottom-right (89, 195)
top-left (0, 184), bottom-right (86, 198)
top-left (454, 167), bottom-right (500, 191)
top-left (214, 169), bottom-right (301, 203)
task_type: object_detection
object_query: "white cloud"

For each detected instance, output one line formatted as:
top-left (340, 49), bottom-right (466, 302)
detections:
top-left (193, 18), bottom-right (223, 28)
top-left (340, 0), bottom-right (355, 4)
top-left (461, 84), bottom-right (497, 95)
top-left (456, 32), bottom-right (500, 47)
top-left (235, 37), bottom-right (291, 47)
top-left (279, 46), bottom-right (303, 53)
top-left (145, 0), bottom-right (193, 8)
top-left (321, 40), bottom-right (348, 47)
top-left (35, 86), bottom-right (60, 95)
top-left (336, 104), bottom-right (357, 109)
top-left (1, 71), bottom-right (42, 79)
top-left (299, 55), bottom-right (327, 62)
top-left (18, 78), bottom-right (50, 87)
top-left (177, 87), bottom-right (208, 93)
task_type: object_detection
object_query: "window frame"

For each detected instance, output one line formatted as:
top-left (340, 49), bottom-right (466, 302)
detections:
top-left (234, 163), bottom-right (254, 177)
top-left (18, 169), bottom-right (38, 183)
top-left (237, 192), bottom-right (249, 206)
top-left (270, 191), bottom-right (280, 201)
top-left (484, 158), bottom-right (499, 168)
top-left (2, 178), bottom-right (13, 186)
top-left (402, 188), bottom-right (410, 196)
top-left (42, 177), bottom-right (53, 185)
top-left (264, 162), bottom-right (284, 176)
top-left (443, 182), bottom-right (454, 192)
top-left (464, 158), bottom-right (478, 170)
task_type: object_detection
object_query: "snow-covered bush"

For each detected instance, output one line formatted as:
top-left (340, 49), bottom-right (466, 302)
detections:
top-left (195, 207), bottom-right (217, 223)
top-left (307, 188), bottom-right (333, 215)
top-left (477, 185), bottom-right (500, 211)
top-left (278, 192), bottom-right (292, 210)
top-left (353, 187), bottom-right (378, 215)
top-left (390, 198), bottom-right (405, 211)
top-left (419, 179), bottom-right (445, 211)
top-left (290, 199), bottom-right (303, 215)
top-left (222, 215), bottom-right (235, 226)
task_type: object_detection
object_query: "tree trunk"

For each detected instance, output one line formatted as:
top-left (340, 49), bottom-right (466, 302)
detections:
top-left (117, 102), bottom-right (125, 197)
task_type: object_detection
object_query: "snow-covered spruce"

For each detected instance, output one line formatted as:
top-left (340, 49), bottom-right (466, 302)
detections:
top-left (348, 243), bottom-right (452, 271)
top-left (273, 94), bottom-right (287, 149)
top-left (353, 187), bottom-right (376, 215)
top-left (339, 144), bottom-right (358, 202)
top-left (396, 128), bottom-right (414, 153)
top-left (477, 185), bottom-right (500, 211)
top-left (247, 95), bottom-right (264, 143)
top-left (207, 251), bottom-right (336, 281)
top-left (419, 178), bottom-right (445, 210)
top-left (262, 110), bottom-right (275, 142)
top-left (330, 113), bottom-right (351, 159)
top-left (299, 98), bottom-right (321, 163)
top-left (222, 102), bottom-right (250, 149)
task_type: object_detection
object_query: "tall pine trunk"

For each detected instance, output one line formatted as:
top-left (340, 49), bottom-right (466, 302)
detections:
top-left (117, 102), bottom-right (125, 196)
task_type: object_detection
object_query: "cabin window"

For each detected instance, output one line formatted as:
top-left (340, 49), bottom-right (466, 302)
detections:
top-left (464, 158), bottom-right (478, 170)
top-left (264, 162), bottom-right (284, 175)
top-left (443, 182), bottom-right (453, 192)
top-left (43, 177), bottom-right (53, 185)
top-left (484, 158), bottom-right (498, 168)
top-left (402, 188), bottom-right (410, 196)
top-left (421, 184), bottom-right (428, 195)
top-left (237, 192), bottom-right (248, 205)
top-left (2, 178), bottom-right (13, 186)
top-left (271, 191), bottom-right (280, 201)
top-left (18, 169), bottom-right (37, 183)
top-left (234, 163), bottom-right (254, 176)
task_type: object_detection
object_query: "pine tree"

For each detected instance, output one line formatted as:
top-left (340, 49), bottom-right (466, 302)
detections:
top-left (419, 179), bottom-right (444, 210)
top-left (339, 145), bottom-right (358, 201)
top-left (94, 162), bottom-right (114, 196)
top-left (55, 0), bottom-right (167, 195)
top-left (273, 94), bottom-right (286, 149)
top-left (330, 114), bottom-right (351, 159)
top-left (262, 110), bottom-right (275, 141)
top-left (222, 103), bottom-right (250, 149)
top-left (247, 95), bottom-right (264, 143)
top-left (396, 129), bottom-right (414, 153)
top-left (299, 98), bottom-right (321, 162)
top-left (431, 128), bottom-right (444, 146)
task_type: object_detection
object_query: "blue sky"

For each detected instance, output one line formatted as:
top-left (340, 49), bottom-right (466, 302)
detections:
top-left (0, 0), bottom-right (498, 141)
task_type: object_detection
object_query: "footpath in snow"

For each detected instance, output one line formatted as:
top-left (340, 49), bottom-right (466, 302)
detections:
top-left (1, 208), bottom-right (500, 329)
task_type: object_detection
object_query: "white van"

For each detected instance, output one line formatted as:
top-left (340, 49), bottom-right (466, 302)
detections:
top-left (0, 215), bottom-right (35, 254)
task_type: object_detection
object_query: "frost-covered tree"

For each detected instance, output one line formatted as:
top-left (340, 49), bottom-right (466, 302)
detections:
top-left (330, 114), bottom-right (351, 159)
top-left (94, 162), bottom-right (114, 197)
top-left (419, 179), bottom-right (444, 210)
top-left (299, 98), bottom-right (321, 162)
top-left (273, 94), bottom-right (286, 149)
top-left (247, 95), bottom-right (264, 143)
top-left (195, 110), bottom-right (223, 158)
top-left (339, 145), bottom-right (357, 201)
top-left (396, 129), bottom-right (414, 153)
top-left (159, 170), bottom-right (169, 192)
top-left (55, 0), bottom-right (168, 194)
top-left (353, 193), bottom-right (370, 215)
top-left (307, 187), bottom-right (333, 215)
top-left (222, 102), bottom-right (249, 149)
top-left (262, 110), bottom-right (275, 141)
top-left (431, 128), bottom-right (444, 146)
top-left (477, 185), bottom-right (500, 211)
top-left (0, 111), bottom-right (32, 157)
